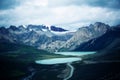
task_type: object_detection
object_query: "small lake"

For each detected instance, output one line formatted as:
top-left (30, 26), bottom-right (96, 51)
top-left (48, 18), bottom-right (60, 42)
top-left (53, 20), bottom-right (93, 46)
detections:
top-left (55, 52), bottom-right (96, 56)
top-left (35, 57), bottom-right (81, 65)
top-left (35, 52), bottom-right (95, 65)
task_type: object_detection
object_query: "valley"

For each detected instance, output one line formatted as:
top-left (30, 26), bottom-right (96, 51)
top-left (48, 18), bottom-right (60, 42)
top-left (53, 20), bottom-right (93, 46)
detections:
top-left (0, 0), bottom-right (120, 79)
top-left (0, 22), bottom-right (120, 80)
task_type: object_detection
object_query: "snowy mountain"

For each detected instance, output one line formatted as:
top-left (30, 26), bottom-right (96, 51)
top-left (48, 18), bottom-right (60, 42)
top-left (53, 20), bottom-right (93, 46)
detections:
top-left (0, 25), bottom-right (73, 52)
top-left (0, 22), bottom-right (118, 52)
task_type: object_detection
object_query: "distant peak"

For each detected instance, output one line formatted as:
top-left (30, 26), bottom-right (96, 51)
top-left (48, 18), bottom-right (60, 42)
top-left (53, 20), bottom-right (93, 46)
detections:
top-left (50, 26), bottom-right (68, 32)
top-left (94, 22), bottom-right (109, 27)
top-left (9, 25), bottom-right (19, 30)
top-left (95, 22), bottom-right (104, 24)
top-left (19, 25), bottom-right (25, 28)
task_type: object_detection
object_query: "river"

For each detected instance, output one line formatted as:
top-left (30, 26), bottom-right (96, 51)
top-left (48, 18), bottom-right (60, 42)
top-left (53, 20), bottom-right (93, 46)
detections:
top-left (24, 52), bottom-right (95, 80)
top-left (63, 63), bottom-right (74, 80)
top-left (35, 57), bottom-right (81, 80)
top-left (35, 52), bottom-right (95, 80)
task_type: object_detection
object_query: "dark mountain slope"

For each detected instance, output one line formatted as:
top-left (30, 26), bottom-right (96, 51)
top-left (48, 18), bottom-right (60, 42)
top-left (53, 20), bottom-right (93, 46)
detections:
top-left (59, 22), bottom-right (110, 51)
top-left (71, 34), bottom-right (120, 80)
top-left (74, 26), bottom-right (120, 51)
top-left (50, 26), bottom-right (68, 32)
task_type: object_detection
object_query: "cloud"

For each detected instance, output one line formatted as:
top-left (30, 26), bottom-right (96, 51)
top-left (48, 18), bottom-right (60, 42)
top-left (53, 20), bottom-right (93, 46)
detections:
top-left (73, 0), bottom-right (120, 9)
top-left (1, 0), bottom-right (120, 10)
top-left (53, 5), bottom-right (120, 29)
top-left (49, 0), bottom-right (120, 9)
top-left (0, 0), bottom-right (22, 10)
top-left (0, 0), bottom-right (120, 29)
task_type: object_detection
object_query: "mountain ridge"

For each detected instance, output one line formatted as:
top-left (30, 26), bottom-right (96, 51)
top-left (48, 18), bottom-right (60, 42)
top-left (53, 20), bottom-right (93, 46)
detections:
top-left (0, 22), bottom-right (119, 52)
top-left (73, 26), bottom-right (120, 51)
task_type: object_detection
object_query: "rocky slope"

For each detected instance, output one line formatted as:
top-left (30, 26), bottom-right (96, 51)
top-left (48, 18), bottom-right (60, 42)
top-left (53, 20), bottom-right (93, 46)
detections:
top-left (0, 25), bottom-right (73, 52)
top-left (73, 25), bottom-right (120, 51)
top-left (1, 22), bottom-right (119, 52)
top-left (59, 22), bottom-right (110, 51)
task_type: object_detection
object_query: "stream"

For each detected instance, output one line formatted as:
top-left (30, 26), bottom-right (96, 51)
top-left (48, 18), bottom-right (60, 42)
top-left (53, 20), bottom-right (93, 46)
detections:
top-left (64, 63), bottom-right (74, 80)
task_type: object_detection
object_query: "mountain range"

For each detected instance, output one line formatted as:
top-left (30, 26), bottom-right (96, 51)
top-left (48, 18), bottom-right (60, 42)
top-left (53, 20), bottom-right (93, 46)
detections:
top-left (74, 25), bottom-right (120, 51)
top-left (0, 22), bottom-right (120, 80)
top-left (0, 25), bottom-right (73, 52)
top-left (0, 22), bottom-right (120, 52)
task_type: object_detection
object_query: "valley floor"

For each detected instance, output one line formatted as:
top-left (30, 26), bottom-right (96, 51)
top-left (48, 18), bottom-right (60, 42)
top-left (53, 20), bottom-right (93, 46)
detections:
top-left (1, 56), bottom-right (120, 80)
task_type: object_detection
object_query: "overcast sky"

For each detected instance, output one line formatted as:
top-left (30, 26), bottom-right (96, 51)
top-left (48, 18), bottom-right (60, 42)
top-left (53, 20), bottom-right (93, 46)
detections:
top-left (0, 0), bottom-right (120, 29)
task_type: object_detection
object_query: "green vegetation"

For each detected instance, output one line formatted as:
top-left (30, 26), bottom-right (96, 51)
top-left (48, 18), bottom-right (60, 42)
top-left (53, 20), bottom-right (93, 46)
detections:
top-left (0, 42), bottom-right (69, 63)
top-left (0, 42), bottom-right (69, 80)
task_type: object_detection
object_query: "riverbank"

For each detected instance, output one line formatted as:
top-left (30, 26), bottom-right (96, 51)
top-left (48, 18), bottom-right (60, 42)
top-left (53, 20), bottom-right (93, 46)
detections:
top-left (63, 63), bottom-right (74, 80)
